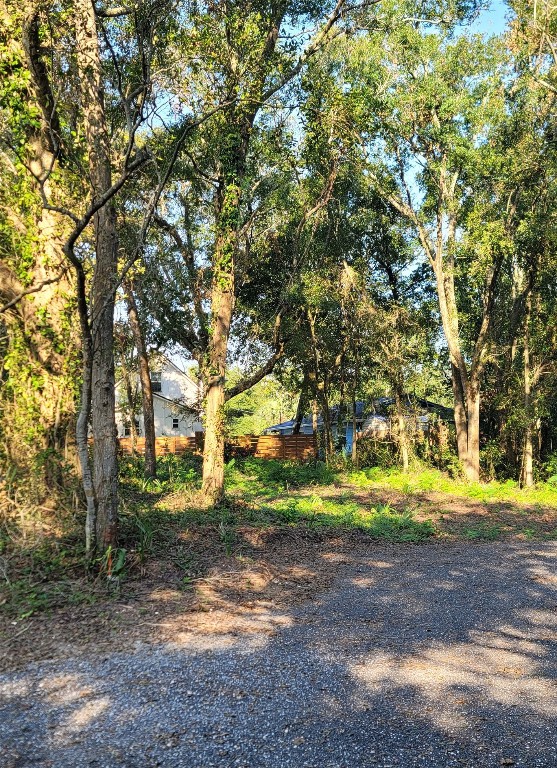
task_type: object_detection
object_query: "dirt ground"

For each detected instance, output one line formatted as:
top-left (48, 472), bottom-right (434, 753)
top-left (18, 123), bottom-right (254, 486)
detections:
top-left (0, 527), bottom-right (362, 672)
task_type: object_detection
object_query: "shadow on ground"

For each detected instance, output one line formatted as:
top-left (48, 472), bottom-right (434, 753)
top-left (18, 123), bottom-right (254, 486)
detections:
top-left (1, 541), bottom-right (556, 767)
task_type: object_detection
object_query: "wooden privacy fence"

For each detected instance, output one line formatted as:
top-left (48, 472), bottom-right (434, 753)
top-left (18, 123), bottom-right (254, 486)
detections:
top-left (117, 433), bottom-right (317, 461)
top-left (118, 435), bottom-right (199, 456)
top-left (229, 434), bottom-right (317, 461)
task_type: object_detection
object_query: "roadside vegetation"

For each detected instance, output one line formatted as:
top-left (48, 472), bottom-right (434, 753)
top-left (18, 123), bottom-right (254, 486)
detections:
top-left (3, 455), bottom-right (557, 621)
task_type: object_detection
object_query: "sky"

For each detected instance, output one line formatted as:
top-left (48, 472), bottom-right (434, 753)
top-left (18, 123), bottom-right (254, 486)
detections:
top-left (467, 0), bottom-right (510, 36)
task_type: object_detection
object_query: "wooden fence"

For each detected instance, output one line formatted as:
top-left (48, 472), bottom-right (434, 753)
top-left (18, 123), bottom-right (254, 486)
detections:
top-left (117, 433), bottom-right (317, 461)
top-left (118, 435), bottom-right (199, 456)
top-left (229, 434), bottom-right (317, 461)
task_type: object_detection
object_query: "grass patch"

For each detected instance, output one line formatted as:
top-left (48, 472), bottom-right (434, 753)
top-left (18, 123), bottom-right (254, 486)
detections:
top-left (464, 523), bottom-right (502, 540)
top-left (225, 457), bottom-right (336, 501)
top-left (257, 496), bottom-right (435, 541)
top-left (344, 467), bottom-right (557, 507)
top-left (364, 506), bottom-right (436, 541)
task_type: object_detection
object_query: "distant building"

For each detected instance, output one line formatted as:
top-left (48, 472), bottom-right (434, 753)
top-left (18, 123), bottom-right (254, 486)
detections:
top-left (115, 357), bottom-right (203, 438)
top-left (263, 396), bottom-right (453, 452)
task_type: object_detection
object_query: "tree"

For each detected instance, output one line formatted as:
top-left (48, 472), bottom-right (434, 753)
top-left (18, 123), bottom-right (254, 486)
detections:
top-left (139, 0), bottom-right (373, 500)
top-left (124, 279), bottom-right (157, 478)
top-left (0, 4), bottom-right (79, 501)
top-left (345, 29), bottom-right (508, 480)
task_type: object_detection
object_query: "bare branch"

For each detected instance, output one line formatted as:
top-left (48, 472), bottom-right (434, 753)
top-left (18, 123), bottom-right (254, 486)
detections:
top-left (95, 5), bottom-right (132, 17)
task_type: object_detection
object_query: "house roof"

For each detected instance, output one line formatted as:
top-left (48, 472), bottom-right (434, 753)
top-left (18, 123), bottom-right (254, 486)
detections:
top-left (158, 355), bottom-right (201, 393)
top-left (263, 396), bottom-right (453, 433)
top-left (372, 396), bottom-right (454, 421)
top-left (264, 416), bottom-right (321, 432)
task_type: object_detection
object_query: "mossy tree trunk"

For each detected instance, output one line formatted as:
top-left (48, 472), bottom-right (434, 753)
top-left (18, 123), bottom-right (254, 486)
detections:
top-left (201, 121), bottom-right (245, 504)
top-left (0, 10), bottom-right (78, 500)
top-left (75, 0), bottom-right (119, 550)
top-left (125, 281), bottom-right (156, 478)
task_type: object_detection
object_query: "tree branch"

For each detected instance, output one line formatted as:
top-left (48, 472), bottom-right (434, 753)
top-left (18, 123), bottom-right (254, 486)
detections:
top-left (260, 0), bottom-right (379, 103)
top-left (95, 5), bottom-right (132, 17)
top-left (0, 267), bottom-right (69, 314)
top-left (224, 344), bottom-right (284, 402)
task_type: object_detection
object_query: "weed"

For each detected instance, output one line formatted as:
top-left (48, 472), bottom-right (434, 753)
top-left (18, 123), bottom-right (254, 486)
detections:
top-left (464, 524), bottom-right (501, 540)
top-left (362, 505), bottom-right (436, 542)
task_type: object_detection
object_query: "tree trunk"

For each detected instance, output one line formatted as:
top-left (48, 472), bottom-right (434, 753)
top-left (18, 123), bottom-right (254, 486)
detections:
top-left (293, 372), bottom-right (309, 434)
top-left (394, 390), bottom-right (409, 472)
top-left (434, 251), bottom-right (482, 482)
top-left (466, 381), bottom-right (481, 482)
top-left (201, 258), bottom-right (235, 503)
top-left (75, 0), bottom-right (119, 550)
top-left (76, 306), bottom-right (97, 556)
top-left (522, 296), bottom-right (534, 487)
top-left (313, 374), bottom-right (333, 463)
top-left (351, 397), bottom-right (358, 466)
top-left (319, 390), bottom-right (334, 463)
top-left (125, 282), bottom-right (156, 478)
top-left (124, 375), bottom-right (138, 453)
top-left (312, 399), bottom-right (318, 435)
top-left (451, 363), bottom-right (469, 475)
top-left (336, 397), bottom-right (346, 450)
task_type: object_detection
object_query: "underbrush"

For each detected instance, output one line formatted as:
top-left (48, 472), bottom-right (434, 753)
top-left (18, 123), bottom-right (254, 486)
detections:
top-left (226, 457), bottom-right (336, 498)
top-left (120, 453), bottom-right (202, 493)
top-left (0, 532), bottom-right (98, 619)
top-left (6, 455), bottom-right (557, 620)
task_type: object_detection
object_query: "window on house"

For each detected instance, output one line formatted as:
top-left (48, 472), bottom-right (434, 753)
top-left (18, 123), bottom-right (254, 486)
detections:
top-left (124, 419), bottom-right (140, 437)
top-left (150, 371), bottom-right (162, 392)
top-left (172, 417), bottom-right (179, 430)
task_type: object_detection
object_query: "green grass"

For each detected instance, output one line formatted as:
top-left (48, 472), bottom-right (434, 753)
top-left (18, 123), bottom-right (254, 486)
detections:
top-left (464, 523), bottom-right (502, 540)
top-left (254, 495), bottom-right (435, 541)
top-left (344, 466), bottom-right (557, 507)
top-left (225, 457), bottom-right (336, 500)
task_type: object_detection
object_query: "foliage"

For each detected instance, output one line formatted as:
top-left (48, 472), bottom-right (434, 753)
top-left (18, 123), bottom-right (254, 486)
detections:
top-left (2, 0), bottom-right (557, 562)
top-left (223, 373), bottom-right (296, 436)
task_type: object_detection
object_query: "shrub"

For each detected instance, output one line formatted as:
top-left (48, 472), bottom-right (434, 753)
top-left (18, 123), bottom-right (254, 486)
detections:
top-left (234, 457), bottom-right (335, 488)
top-left (356, 438), bottom-right (398, 470)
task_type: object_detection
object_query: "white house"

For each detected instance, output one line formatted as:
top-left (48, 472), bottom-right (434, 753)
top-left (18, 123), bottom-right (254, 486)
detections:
top-left (116, 357), bottom-right (203, 438)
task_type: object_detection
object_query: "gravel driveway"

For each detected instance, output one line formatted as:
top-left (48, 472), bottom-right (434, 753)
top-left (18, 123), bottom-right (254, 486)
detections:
top-left (1, 541), bottom-right (556, 768)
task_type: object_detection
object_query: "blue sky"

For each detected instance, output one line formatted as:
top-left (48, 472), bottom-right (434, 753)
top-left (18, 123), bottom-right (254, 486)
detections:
top-left (467, 0), bottom-right (509, 36)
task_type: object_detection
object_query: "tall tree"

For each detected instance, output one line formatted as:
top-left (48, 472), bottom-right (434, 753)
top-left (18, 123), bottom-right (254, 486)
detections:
top-left (74, 0), bottom-right (120, 550)
top-left (142, 0), bottom-right (372, 500)
top-left (0, 5), bottom-right (79, 499)
top-left (345, 29), bottom-right (507, 480)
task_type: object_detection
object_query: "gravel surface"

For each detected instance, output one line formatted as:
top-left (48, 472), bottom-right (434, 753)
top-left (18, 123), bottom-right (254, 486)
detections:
top-left (1, 541), bottom-right (556, 768)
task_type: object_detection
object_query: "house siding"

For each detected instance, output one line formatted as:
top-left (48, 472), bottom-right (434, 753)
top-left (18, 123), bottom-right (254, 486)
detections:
top-left (115, 359), bottom-right (202, 438)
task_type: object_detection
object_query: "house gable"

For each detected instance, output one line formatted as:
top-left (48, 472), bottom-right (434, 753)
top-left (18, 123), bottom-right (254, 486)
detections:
top-left (115, 355), bottom-right (203, 438)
